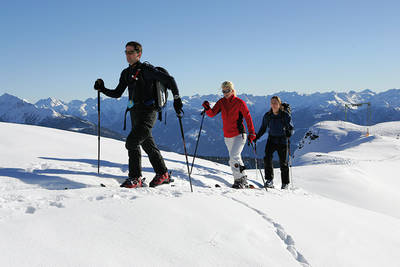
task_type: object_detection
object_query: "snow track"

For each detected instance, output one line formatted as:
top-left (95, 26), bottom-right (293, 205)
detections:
top-left (228, 196), bottom-right (311, 267)
top-left (2, 122), bottom-right (400, 266)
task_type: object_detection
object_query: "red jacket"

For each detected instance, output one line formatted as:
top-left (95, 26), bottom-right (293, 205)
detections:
top-left (205, 95), bottom-right (255, 138)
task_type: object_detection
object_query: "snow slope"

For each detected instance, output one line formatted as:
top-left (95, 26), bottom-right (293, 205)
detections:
top-left (1, 122), bottom-right (400, 267)
top-left (293, 121), bottom-right (400, 219)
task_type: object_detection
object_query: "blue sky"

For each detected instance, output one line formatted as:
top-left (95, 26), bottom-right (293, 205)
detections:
top-left (0, 0), bottom-right (399, 102)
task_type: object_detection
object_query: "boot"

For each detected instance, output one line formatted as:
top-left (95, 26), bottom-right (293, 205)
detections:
top-left (281, 183), bottom-right (289, 190)
top-left (264, 179), bottom-right (274, 189)
top-left (232, 176), bottom-right (249, 189)
top-left (149, 172), bottom-right (172, 187)
top-left (120, 177), bottom-right (143, 188)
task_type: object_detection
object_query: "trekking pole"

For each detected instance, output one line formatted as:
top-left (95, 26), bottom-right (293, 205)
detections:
top-left (189, 110), bottom-right (206, 175)
top-left (287, 138), bottom-right (294, 189)
top-left (97, 90), bottom-right (100, 174)
top-left (250, 142), bottom-right (267, 191)
top-left (177, 112), bottom-right (193, 192)
top-left (255, 143), bottom-right (258, 181)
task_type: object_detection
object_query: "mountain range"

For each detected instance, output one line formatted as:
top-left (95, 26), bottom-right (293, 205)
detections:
top-left (1, 89), bottom-right (400, 158)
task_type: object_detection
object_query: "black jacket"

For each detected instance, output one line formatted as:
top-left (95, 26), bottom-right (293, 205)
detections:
top-left (102, 61), bottom-right (179, 105)
top-left (257, 110), bottom-right (294, 144)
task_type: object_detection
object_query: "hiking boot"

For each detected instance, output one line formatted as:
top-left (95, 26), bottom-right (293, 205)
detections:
top-left (264, 179), bottom-right (274, 189)
top-left (120, 177), bottom-right (143, 188)
top-left (281, 183), bottom-right (290, 190)
top-left (232, 176), bottom-right (249, 189)
top-left (149, 172), bottom-right (172, 187)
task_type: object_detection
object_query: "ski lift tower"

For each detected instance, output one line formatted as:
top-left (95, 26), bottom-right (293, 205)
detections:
top-left (345, 102), bottom-right (371, 136)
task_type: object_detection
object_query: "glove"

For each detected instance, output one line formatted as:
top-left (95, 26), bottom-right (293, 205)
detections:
top-left (173, 96), bottom-right (183, 115)
top-left (285, 129), bottom-right (292, 138)
top-left (94, 79), bottom-right (105, 92)
top-left (202, 101), bottom-right (210, 110)
top-left (247, 133), bottom-right (257, 143)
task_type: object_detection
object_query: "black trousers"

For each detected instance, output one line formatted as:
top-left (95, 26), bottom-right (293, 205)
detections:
top-left (125, 107), bottom-right (167, 178)
top-left (264, 138), bottom-right (290, 184)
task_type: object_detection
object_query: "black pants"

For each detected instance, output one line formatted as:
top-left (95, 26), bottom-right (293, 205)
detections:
top-left (125, 107), bottom-right (167, 178)
top-left (264, 138), bottom-right (289, 184)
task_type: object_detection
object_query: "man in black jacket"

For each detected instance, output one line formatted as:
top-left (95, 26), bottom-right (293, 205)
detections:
top-left (94, 41), bottom-right (183, 188)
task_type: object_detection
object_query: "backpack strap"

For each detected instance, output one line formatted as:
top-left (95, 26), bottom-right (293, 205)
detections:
top-left (280, 110), bottom-right (289, 130)
top-left (123, 69), bottom-right (141, 130)
top-left (265, 111), bottom-right (272, 128)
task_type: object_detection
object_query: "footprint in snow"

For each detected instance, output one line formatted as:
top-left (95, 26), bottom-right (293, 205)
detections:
top-left (25, 206), bottom-right (36, 214)
top-left (49, 202), bottom-right (65, 208)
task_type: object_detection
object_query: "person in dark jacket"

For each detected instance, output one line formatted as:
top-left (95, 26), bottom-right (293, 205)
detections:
top-left (255, 96), bottom-right (294, 189)
top-left (202, 81), bottom-right (256, 188)
top-left (94, 41), bottom-right (183, 188)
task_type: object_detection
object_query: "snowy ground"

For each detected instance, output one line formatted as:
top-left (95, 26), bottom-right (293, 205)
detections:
top-left (1, 121), bottom-right (400, 267)
top-left (293, 121), bottom-right (400, 219)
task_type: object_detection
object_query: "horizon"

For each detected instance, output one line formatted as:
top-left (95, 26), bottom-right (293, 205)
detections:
top-left (2, 87), bottom-right (400, 104)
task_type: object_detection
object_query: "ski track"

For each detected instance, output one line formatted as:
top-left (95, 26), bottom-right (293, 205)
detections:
top-left (227, 196), bottom-right (311, 267)
top-left (2, 164), bottom-right (310, 267)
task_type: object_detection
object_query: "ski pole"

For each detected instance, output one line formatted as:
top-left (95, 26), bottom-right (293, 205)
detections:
top-left (250, 142), bottom-right (267, 191)
top-left (254, 142), bottom-right (258, 180)
top-left (287, 138), bottom-right (294, 189)
top-left (177, 112), bottom-right (193, 192)
top-left (97, 90), bottom-right (100, 174)
top-left (189, 110), bottom-right (206, 175)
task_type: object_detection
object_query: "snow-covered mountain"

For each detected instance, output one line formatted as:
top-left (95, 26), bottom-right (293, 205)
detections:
top-left (0, 93), bottom-right (124, 140)
top-left (0, 93), bottom-right (57, 123)
top-left (293, 120), bottom-right (400, 218)
top-left (1, 121), bottom-right (400, 266)
top-left (2, 89), bottom-right (400, 158)
top-left (35, 97), bottom-right (69, 113)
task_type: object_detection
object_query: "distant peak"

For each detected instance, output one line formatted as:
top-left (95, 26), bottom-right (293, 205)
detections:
top-left (0, 93), bottom-right (23, 102)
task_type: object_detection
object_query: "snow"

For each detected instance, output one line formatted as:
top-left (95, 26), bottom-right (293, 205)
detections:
top-left (1, 121), bottom-right (400, 266)
top-left (293, 121), bottom-right (400, 218)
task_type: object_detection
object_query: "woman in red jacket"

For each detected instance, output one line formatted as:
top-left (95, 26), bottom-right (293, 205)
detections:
top-left (202, 81), bottom-right (256, 188)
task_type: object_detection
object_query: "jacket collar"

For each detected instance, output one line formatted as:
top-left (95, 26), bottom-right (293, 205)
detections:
top-left (129, 61), bottom-right (141, 69)
top-left (225, 94), bottom-right (236, 102)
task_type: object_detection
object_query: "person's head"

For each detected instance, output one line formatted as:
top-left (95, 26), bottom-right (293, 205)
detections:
top-left (221, 81), bottom-right (236, 99)
top-left (125, 41), bottom-right (142, 65)
top-left (270, 96), bottom-right (283, 114)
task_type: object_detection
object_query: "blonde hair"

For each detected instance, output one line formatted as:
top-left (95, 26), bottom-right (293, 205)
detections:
top-left (221, 81), bottom-right (236, 96)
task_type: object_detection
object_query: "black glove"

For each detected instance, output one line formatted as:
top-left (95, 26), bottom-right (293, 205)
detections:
top-left (202, 101), bottom-right (210, 110)
top-left (173, 96), bottom-right (183, 115)
top-left (94, 79), bottom-right (105, 92)
top-left (247, 133), bottom-right (257, 144)
top-left (285, 129), bottom-right (292, 138)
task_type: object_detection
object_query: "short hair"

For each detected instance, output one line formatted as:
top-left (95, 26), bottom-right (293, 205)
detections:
top-left (125, 41), bottom-right (142, 54)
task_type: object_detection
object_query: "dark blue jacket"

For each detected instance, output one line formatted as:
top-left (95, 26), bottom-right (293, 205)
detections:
top-left (256, 110), bottom-right (294, 144)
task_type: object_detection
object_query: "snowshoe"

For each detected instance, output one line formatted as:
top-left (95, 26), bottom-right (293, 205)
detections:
top-left (149, 171), bottom-right (173, 188)
top-left (281, 183), bottom-right (290, 190)
top-left (120, 177), bottom-right (143, 188)
top-left (232, 176), bottom-right (249, 189)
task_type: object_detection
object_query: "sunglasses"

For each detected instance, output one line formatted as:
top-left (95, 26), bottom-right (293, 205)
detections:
top-left (125, 50), bottom-right (137, 55)
top-left (222, 89), bottom-right (232, 94)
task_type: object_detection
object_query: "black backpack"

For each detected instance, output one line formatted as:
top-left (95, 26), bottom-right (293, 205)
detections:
top-left (154, 66), bottom-right (169, 122)
top-left (281, 102), bottom-right (291, 114)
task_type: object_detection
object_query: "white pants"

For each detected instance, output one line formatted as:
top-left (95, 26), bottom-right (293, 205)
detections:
top-left (224, 134), bottom-right (247, 180)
